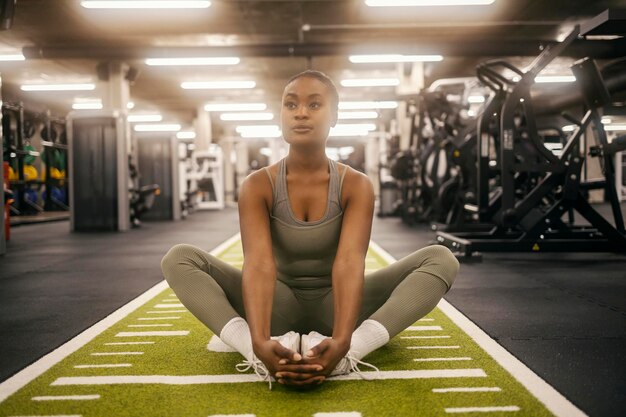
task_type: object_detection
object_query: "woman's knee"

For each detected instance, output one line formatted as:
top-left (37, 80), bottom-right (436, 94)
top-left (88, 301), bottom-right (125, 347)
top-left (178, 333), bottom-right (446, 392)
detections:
top-left (160, 243), bottom-right (199, 282)
top-left (415, 245), bottom-right (460, 290)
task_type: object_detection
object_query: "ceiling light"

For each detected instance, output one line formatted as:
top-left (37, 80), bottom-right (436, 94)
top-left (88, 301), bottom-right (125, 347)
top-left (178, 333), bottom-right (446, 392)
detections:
top-left (204, 103), bottom-right (267, 112)
top-left (81, 1), bottom-right (211, 9)
top-left (534, 75), bottom-right (576, 83)
top-left (341, 78), bottom-right (400, 87)
top-left (562, 125), bottom-right (575, 132)
top-left (72, 102), bottom-right (103, 110)
top-left (177, 131), bottom-right (196, 139)
top-left (601, 118), bottom-right (611, 124)
top-left (349, 54), bottom-right (443, 63)
top-left (220, 112), bottom-right (274, 121)
top-left (468, 95), bottom-right (485, 103)
top-left (181, 81), bottom-right (256, 89)
top-left (146, 57), bottom-right (239, 66)
top-left (127, 102), bottom-right (135, 109)
top-left (365, 0), bottom-right (495, 6)
top-left (134, 124), bottom-right (181, 132)
top-left (339, 101), bottom-right (398, 110)
top-left (585, 35), bottom-right (623, 40)
top-left (338, 111), bottom-right (379, 120)
top-left (236, 125), bottom-right (282, 138)
top-left (128, 114), bottom-right (163, 122)
top-left (0, 54), bottom-right (25, 61)
top-left (21, 83), bottom-right (96, 92)
top-left (330, 123), bottom-right (377, 137)
top-left (605, 124), bottom-right (626, 131)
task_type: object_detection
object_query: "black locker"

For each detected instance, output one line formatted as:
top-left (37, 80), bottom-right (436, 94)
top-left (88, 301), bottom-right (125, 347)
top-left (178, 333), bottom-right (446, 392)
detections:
top-left (136, 135), bottom-right (174, 220)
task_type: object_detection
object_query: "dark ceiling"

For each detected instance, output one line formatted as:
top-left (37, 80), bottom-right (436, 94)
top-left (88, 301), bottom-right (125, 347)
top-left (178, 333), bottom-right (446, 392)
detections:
top-left (0, 0), bottom-right (624, 131)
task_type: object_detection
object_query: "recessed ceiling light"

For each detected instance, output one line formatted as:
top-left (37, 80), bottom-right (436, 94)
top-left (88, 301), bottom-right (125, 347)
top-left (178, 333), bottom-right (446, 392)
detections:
top-left (181, 81), bottom-right (256, 89)
top-left (349, 54), bottom-right (443, 63)
top-left (341, 78), bottom-right (400, 87)
top-left (339, 101), bottom-right (398, 110)
top-left (338, 111), bottom-right (379, 120)
top-left (134, 124), bottom-right (181, 132)
top-left (220, 113), bottom-right (274, 121)
top-left (146, 57), bottom-right (239, 66)
top-left (176, 131), bottom-right (196, 139)
top-left (204, 103), bottom-right (267, 112)
top-left (365, 0), bottom-right (495, 6)
top-left (21, 83), bottom-right (96, 91)
top-left (0, 53), bottom-right (25, 61)
top-left (534, 75), bottom-right (576, 83)
top-left (128, 114), bottom-right (163, 122)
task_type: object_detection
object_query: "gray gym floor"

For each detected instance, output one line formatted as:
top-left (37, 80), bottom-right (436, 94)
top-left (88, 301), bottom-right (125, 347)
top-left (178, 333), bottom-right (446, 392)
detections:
top-left (1, 207), bottom-right (624, 417)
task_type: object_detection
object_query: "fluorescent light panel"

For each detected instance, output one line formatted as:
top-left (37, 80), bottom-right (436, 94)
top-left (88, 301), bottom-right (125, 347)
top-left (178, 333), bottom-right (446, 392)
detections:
top-left (339, 101), bottom-right (398, 110)
top-left (177, 131), bottom-right (196, 139)
top-left (605, 124), bottom-right (626, 131)
top-left (205, 103), bottom-right (267, 112)
top-left (128, 114), bottom-right (163, 122)
top-left (341, 78), bottom-right (400, 87)
top-left (338, 111), bottom-right (379, 120)
top-left (220, 112), bottom-right (274, 121)
top-left (468, 95), bottom-right (485, 103)
top-left (134, 124), bottom-right (181, 132)
top-left (349, 54), bottom-right (443, 63)
top-left (330, 123), bottom-right (377, 137)
top-left (21, 83), bottom-right (96, 91)
top-left (81, 1), bottom-right (211, 9)
top-left (72, 102), bottom-right (103, 110)
top-left (236, 125), bottom-right (282, 138)
top-left (0, 54), bottom-right (25, 61)
top-left (365, 0), bottom-right (495, 6)
top-left (146, 57), bottom-right (239, 66)
top-left (181, 81), bottom-right (256, 89)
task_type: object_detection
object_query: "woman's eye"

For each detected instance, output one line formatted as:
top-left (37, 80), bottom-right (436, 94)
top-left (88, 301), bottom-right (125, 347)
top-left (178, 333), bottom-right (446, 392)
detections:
top-left (284, 102), bottom-right (297, 109)
top-left (310, 102), bottom-right (321, 109)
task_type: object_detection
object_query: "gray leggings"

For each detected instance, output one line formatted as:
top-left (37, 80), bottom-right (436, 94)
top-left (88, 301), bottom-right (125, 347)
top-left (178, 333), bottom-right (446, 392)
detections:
top-left (161, 244), bottom-right (459, 338)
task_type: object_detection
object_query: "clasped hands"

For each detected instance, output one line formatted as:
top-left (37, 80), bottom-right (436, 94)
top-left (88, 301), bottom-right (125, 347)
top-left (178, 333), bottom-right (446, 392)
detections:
top-left (253, 338), bottom-right (349, 388)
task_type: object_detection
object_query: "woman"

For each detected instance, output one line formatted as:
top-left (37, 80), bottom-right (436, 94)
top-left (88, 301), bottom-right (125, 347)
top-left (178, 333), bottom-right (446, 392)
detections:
top-left (161, 70), bottom-right (459, 388)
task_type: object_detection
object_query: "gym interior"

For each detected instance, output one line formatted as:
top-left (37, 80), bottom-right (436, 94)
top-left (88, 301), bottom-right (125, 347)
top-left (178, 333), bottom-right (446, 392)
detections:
top-left (1, 1), bottom-right (625, 417)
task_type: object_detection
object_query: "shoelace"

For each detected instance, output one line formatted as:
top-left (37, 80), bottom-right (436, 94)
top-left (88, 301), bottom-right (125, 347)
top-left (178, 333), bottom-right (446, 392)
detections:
top-left (235, 358), bottom-right (274, 390)
top-left (337, 350), bottom-right (380, 380)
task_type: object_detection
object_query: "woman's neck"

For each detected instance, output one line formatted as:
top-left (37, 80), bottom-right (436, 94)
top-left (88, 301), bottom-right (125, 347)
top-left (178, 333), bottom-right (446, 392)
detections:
top-left (285, 148), bottom-right (328, 174)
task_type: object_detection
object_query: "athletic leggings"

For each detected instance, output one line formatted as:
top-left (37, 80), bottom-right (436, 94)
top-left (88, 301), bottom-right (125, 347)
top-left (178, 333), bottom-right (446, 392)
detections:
top-left (161, 244), bottom-right (459, 338)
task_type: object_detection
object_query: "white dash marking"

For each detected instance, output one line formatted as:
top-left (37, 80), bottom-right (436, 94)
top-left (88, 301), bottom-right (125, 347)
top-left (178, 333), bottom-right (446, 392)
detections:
top-left (168, 294), bottom-right (177, 297)
top-left (208, 415), bottom-right (255, 417)
top-left (74, 364), bottom-right (132, 369)
top-left (418, 318), bottom-right (435, 322)
top-left (160, 299), bottom-right (180, 302)
top-left (314, 413), bottom-right (362, 417)
top-left (32, 395), bottom-right (101, 401)
top-left (402, 336), bottom-right (451, 339)
top-left (127, 324), bottom-right (173, 327)
top-left (406, 326), bottom-right (443, 331)
top-left (153, 304), bottom-right (185, 308)
top-left (90, 352), bottom-right (144, 356)
top-left (147, 310), bottom-right (187, 313)
top-left (8, 415), bottom-right (83, 417)
top-left (138, 317), bottom-right (180, 320)
top-left (445, 406), bottom-right (520, 413)
top-left (433, 387), bottom-right (502, 393)
top-left (115, 331), bottom-right (189, 337)
top-left (104, 342), bottom-right (155, 346)
top-left (407, 346), bottom-right (460, 350)
top-left (414, 357), bottom-right (472, 362)
top-left (51, 369), bottom-right (487, 386)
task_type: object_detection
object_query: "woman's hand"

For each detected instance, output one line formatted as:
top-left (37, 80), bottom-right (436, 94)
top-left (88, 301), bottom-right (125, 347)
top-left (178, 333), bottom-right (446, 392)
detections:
top-left (292, 338), bottom-right (350, 380)
top-left (253, 339), bottom-right (325, 387)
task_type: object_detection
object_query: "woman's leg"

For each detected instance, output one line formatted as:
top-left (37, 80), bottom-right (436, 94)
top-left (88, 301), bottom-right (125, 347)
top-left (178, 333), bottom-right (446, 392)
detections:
top-left (160, 244), bottom-right (302, 338)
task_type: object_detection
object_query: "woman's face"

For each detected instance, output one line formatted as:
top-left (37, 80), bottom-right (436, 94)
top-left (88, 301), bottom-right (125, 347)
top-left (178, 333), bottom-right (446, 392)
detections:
top-left (280, 76), bottom-right (338, 147)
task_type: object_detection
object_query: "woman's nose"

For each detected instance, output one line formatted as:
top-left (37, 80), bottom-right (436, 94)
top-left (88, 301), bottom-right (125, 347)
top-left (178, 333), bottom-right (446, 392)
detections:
top-left (295, 105), bottom-right (309, 119)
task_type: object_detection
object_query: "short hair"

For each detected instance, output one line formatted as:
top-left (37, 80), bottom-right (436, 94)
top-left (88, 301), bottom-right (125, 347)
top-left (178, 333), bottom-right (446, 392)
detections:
top-left (286, 70), bottom-right (339, 110)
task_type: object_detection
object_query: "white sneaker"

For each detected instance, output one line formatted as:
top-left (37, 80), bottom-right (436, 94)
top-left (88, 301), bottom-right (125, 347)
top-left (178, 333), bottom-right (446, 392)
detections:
top-left (235, 331), bottom-right (301, 389)
top-left (300, 331), bottom-right (380, 378)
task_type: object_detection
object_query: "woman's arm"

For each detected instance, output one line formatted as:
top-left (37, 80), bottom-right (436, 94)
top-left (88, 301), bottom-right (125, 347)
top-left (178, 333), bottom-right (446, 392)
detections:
top-left (331, 168), bottom-right (375, 347)
top-left (238, 171), bottom-right (276, 345)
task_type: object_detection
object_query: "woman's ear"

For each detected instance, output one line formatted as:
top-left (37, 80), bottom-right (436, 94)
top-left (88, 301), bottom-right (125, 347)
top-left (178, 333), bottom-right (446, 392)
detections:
top-left (330, 108), bottom-right (338, 127)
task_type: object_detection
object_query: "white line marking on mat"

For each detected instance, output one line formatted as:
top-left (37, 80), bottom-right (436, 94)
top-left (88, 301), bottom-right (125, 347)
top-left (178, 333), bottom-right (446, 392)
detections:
top-left (208, 415), bottom-right (255, 417)
top-left (138, 317), bottom-right (180, 320)
top-left (160, 299), bottom-right (180, 302)
top-left (168, 294), bottom-right (177, 297)
top-left (153, 304), bottom-right (185, 308)
top-left (8, 415), bottom-right (83, 417)
top-left (368, 239), bottom-right (589, 417)
top-left (407, 346), bottom-right (460, 349)
top-left (445, 406), bottom-right (520, 413)
top-left (314, 413), bottom-right (362, 417)
top-left (115, 331), bottom-right (189, 337)
top-left (0, 232), bottom-right (241, 404)
top-left (406, 326), bottom-right (443, 331)
top-left (402, 336), bottom-right (450, 339)
top-left (127, 324), bottom-right (173, 327)
top-left (32, 395), bottom-right (101, 401)
top-left (74, 364), bottom-right (132, 369)
top-left (51, 369), bottom-right (487, 386)
top-left (418, 318), bottom-right (435, 322)
top-left (147, 310), bottom-right (187, 313)
top-left (433, 387), bottom-right (501, 393)
top-left (414, 357), bottom-right (472, 362)
top-left (104, 342), bottom-right (154, 346)
top-left (90, 352), bottom-right (144, 356)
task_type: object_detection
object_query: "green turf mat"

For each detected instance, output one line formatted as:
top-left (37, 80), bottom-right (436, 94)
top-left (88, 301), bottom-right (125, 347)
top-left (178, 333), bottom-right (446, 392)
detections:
top-left (0, 239), bottom-right (577, 417)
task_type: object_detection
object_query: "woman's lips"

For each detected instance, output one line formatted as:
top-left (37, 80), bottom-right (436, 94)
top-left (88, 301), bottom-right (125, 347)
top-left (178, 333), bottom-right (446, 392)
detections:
top-left (293, 126), bottom-right (313, 133)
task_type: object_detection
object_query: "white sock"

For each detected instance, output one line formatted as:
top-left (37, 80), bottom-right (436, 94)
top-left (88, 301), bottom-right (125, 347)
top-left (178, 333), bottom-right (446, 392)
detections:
top-left (350, 319), bottom-right (390, 360)
top-left (219, 317), bottom-right (253, 360)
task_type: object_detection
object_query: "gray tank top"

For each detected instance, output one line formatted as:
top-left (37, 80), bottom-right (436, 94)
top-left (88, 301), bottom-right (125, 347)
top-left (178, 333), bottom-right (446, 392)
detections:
top-left (264, 158), bottom-right (347, 290)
